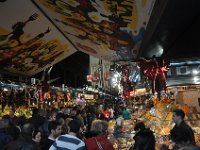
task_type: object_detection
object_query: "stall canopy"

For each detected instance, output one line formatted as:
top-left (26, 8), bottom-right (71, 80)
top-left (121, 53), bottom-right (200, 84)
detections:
top-left (139, 0), bottom-right (200, 60)
top-left (0, 0), bottom-right (157, 76)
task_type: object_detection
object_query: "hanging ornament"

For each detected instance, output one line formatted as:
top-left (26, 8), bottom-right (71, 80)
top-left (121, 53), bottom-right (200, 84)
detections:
top-left (138, 57), bottom-right (169, 100)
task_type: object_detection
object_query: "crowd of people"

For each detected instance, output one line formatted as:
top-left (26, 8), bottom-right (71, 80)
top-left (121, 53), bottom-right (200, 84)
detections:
top-left (0, 103), bottom-right (200, 150)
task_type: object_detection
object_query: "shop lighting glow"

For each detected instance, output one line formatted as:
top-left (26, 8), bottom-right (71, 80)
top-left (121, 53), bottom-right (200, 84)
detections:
top-left (3, 87), bottom-right (8, 91)
top-left (192, 70), bottom-right (199, 75)
top-left (193, 76), bottom-right (199, 82)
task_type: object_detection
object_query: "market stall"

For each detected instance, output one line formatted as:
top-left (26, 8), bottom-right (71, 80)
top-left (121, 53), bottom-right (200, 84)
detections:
top-left (107, 97), bottom-right (200, 150)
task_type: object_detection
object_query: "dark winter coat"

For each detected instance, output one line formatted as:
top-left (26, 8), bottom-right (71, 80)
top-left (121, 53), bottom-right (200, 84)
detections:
top-left (130, 128), bottom-right (155, 150)
top-left (2, 134), bottom-right (39, 150)
top-left (170, 121), bottom-right (195, 146)
top-left (0, 129), bottom-right (13, 149)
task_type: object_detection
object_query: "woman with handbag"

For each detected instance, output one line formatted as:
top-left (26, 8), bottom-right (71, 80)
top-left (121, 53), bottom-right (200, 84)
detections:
top-left (85, 120), bottom-right (115, 150)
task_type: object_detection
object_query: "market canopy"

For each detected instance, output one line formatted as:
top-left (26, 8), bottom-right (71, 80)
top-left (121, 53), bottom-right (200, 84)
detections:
top-left (139, 0), bottom-right (200, 59)
top-left (0, 0), bottom-right (157, 76)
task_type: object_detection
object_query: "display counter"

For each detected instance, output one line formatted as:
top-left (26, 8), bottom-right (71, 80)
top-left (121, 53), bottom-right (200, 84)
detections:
top-left (108, 119), bottom-right (134, 150)
top-left (107, 99), bottom-right (200, 150)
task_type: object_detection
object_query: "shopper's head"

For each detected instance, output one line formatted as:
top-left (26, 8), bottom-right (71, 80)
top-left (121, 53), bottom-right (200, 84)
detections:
top-left (21, 123), bottom-right (35, 136)
top-left (0, 118), bottom-right (9, 129)
top-left (134, 121), bottom-right (146, 131)
top-left (90, 120), bottom-right (108, 135)
top-left (32, 107), bottom-right (39, 116)
top-left (68, 119), bottom-right (81, 133)
top-left (172, 109), bottom-right (185, 119)
top-left (172, 109), bottom-right (185, 124)
top-left (48, 121), bottom-right (62, 137)
top-left (32, 129), bottom-right (42, 143)
top-left (9, 107), bottom-right (16, 118)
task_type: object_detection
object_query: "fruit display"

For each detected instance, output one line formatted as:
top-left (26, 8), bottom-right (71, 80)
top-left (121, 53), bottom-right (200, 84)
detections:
top-left (108, 118), bottom-right (134, 150)
top-left (111, 137), bottom-right (133, 150)
top-left (109, 97), bottom-right (200, 149)
top-left (143, 98), bottom-right (200, 147)
top-left (15, 106), bottom-right (32, 118)
top-left (108, 120), bottom-right (116, 134)
top-left (0, 105), bottom-right (32, 118)
top-left (122, 120), bottom-right (134, 133)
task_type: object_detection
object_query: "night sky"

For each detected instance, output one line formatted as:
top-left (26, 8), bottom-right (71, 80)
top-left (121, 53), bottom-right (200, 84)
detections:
top-left (34, 51), bottom-right (89, 88)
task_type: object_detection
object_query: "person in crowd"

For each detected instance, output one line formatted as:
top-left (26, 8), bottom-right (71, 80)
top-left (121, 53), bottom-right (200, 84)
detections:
top-left (42, 121), bottom-right (62, 150)
top-left (6, 123), bottom-right (20, 142)
top-left (76, 109), bottom-right (84, 128)
top-left (86, 106), bottom-right (97, 131)
top-left (32, 129), bottom-right (42, 149)
top-left (28, 107), bottom-right (45, 129)
top-left (103, 107), bottom-right (111, 120)
top-left (85, 119), bottom-right (115, 150)
top-left (57, 107), bottom-right (66, 121)
top-left (39, 108), bottom-right (57, 139)
top-left (8, 107), bottom-right (18, 126)
top-left (108, 105), bottom-right (114, 119)
top-left (57, 116), bottom-right (66, 134)
top-left (115, 110), bottom-right (124, 133)
top-left (81, 110), bottom-right (87, 127)
top-left (70, 106), bottom-right (78, 119)
top-left (58, 106), bottom-right (65, 114)
top-left (3, 122), bottom-right (38, 150)
top-left (0, 119), bottom-right (13, 149)
top-left (170, 109), bottom-right (195, 149)
top-left (16, 115), bottom-right (27, 131)
top-left (64, 107), bottom-right (71, 117)
top-left (49, 119), bottom-right (85, 150)
top-left (122, 107), bottom-right (131, 120)
top-left (64, 117), bottom-right (73, 133)
top-left (130, 121), bottom-right (155, 150)
top-left (97, 106), bottom-right (105, 120)
top-left (178, 146), bottom-right (200, 150)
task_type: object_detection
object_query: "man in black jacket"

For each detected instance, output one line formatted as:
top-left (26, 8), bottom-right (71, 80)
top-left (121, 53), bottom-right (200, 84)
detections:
top-left (130, 121), bottom-right (155, 150)
top-left (170, 109), bottom-right (195, 149)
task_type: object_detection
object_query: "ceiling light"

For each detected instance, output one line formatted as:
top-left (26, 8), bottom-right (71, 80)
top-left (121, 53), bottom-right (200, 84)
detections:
top-left (192, 70), bottom-right (198, 75)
